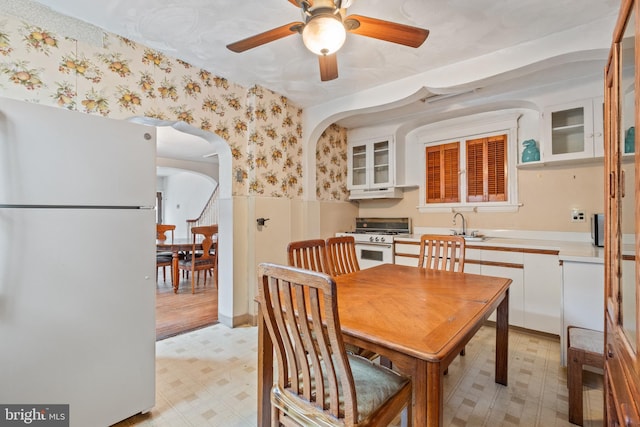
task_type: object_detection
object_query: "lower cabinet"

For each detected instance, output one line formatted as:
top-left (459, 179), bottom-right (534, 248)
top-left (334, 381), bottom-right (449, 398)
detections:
top-left (560, 260), bottom-right (604, 365)
top-left (477, 249), bottom-right (525, 328)
top-left (483, 264), bottom-right (525, 327)
top-left (523, 253), bottom-right (562, 335)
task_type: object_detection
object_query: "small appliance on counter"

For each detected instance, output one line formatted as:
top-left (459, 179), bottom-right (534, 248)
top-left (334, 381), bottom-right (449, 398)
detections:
top-left (591, 213), bottom-right (604, 247)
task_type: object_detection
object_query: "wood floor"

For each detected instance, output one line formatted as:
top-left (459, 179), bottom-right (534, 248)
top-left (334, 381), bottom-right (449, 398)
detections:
top-left (155, 269), bottom-right (218, 341)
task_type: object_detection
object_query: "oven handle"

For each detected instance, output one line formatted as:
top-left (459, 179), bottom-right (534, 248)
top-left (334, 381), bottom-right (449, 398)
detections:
top-left (354, 242), bottom-right (393, 248)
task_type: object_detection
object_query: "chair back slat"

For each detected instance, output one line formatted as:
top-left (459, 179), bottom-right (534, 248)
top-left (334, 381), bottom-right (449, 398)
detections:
top-left (325, 236), bottom-right (360, 276)
top-left (294, 285), bottom-right (324, 402)
top-left (287, 239), bottom-right (328, 273)
top-left (418, 234), bottom-right (465, 272)
top-left (191, 225), bottom-right (218, 263)
top-left (257, 263), bottom-right (357, 423)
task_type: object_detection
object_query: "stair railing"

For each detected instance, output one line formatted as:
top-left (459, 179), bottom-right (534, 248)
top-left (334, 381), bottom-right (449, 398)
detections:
top-left (186, 184), bottom-right (219, 234)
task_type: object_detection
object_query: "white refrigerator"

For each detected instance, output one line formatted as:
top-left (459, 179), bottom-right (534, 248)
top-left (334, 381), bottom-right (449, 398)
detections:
top-left (0, 97), bottom-right (156, 426)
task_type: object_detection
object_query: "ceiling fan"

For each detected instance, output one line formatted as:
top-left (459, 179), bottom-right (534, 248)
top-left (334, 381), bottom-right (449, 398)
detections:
top-left (226, 0), bottom-right (429, 81)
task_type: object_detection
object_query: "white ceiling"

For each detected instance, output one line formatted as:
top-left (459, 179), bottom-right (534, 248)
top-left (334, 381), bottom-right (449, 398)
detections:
top-left (155, 126), bottom-right (218, 163)
top-left (25, 0), bottom-right (619, 111)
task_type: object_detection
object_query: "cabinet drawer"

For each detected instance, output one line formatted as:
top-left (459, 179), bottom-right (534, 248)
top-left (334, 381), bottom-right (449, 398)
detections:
top-left (466, 248), bottom-right (481, 263)
top-left (482, 248), bottom-right (524, 264)
top-left (394, 255), bottom-right (417, 267)
top-left (394, 242), bottom-right (420, 257)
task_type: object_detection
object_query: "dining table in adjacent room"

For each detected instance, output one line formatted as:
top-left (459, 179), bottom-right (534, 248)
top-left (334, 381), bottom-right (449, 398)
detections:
top-left (257, 263), bottom-right (512, 427)
top-left (156, 238), bottom-right (203, 293)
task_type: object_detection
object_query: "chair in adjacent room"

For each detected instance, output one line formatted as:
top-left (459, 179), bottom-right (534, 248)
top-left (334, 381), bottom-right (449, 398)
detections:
top-left (156, 224), bottom-right (176, 285)
top-left (325, 235), bottom-right (360, 276)
top-left (178, 225), bottom-right (218, 294)
top-left (418, 234), bottom-right (467, 368)
top-left (156, 224), bottom-right (175, 241)
top-left (257, 262), bottom-right (412, 427)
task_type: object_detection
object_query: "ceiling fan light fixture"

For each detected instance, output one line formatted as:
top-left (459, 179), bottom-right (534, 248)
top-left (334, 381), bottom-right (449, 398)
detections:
top-left (302, 13), bottom-right (346, 56)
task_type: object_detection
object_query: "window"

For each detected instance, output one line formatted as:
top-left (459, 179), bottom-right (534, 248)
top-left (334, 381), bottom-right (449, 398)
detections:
top-left (466, 135), bottom-right (507, 202)
top-left (425, 134), bottom-right (507, 205)
top-left (417, 112), bottom-right (520, 213)
top-left (425, 142), bottom-right (460, 203)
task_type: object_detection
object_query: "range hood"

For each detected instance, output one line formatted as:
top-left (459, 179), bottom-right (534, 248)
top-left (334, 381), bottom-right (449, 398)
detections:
top-left (348, 187), bottom-right (403, 200)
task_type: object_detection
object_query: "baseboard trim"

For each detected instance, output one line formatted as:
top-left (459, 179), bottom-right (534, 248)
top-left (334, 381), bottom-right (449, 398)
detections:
top-left (218, 312), bottom-right (253, 328)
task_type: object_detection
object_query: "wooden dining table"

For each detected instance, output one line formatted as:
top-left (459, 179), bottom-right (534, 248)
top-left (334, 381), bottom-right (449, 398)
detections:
top-left (257, 263), bottom-right (512, 427)
top-left (156, 238), bottom-right (202, 293)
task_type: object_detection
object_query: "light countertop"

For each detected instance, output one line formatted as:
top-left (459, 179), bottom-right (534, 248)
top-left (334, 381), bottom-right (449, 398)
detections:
top-left (394, 229), bottom-right (605, 263)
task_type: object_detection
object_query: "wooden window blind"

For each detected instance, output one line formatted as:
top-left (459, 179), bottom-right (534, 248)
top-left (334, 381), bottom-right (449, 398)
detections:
top-left (466, 135), bottom-right (507, 202)
top-left (425, 142), bottom-right (459, 203)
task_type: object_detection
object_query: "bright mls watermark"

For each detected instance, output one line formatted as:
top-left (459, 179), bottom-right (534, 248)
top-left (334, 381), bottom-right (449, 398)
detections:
top-left (0, 405), bottom-right (69, 426)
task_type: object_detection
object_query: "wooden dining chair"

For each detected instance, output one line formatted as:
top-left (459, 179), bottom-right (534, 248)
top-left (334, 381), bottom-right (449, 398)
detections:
top-left (418, 234), bottom-right (467, 368)
top-left (418, 234), bottom-right (466, 272)
top-left (287, 239), bottom-right (328, 273)
top-left (156, 224), bottom-right (176, 284)
top-left (257, 262), bottom-right (412, 427)
top-left (178, 225), bottom-right (218, 294)
top-left (325, 235), bottom-right (360, 276)
top-left (287, 238), bottom-right (375, 360)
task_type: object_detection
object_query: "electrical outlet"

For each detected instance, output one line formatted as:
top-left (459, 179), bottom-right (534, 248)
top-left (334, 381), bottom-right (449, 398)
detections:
top-left (571, 209), bottom-right (585, 222)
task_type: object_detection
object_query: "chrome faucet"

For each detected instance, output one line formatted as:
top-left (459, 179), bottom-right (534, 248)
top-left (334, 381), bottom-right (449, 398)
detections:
top-left (453, 212), bottom-right (466, 236)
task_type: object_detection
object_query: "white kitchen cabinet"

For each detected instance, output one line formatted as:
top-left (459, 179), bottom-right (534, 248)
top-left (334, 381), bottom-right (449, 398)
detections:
top-left (523, 253), bottom-right (562, 335)
top-left (463, 248), bottom-right (482, 274)
top-left (348, 136), bottom-right (400, 198)
top-left (542, 97), bottom-right (604, 162)
top-left (560, 260), bottom-right (604, 366)
top-left (481, 249), bottom-right (525, 328)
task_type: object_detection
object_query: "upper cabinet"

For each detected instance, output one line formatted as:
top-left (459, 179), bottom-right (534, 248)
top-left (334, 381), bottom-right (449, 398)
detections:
top-left (541, 97), bottom-right (604, 163)
top-left (347, 136), bottom-right (402, 199)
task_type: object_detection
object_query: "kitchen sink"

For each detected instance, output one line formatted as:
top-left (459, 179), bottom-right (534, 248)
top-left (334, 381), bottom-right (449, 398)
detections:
top-left (462, 235), bottom-right (486, 242)
top-left (450, 233), bottom-right (487, 242)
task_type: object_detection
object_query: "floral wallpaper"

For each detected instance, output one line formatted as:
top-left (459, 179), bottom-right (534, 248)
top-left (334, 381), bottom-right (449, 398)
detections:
top-left (316, 123), bottom-right (349, 201)
top-left (0, 11), bottom-right (349, 200)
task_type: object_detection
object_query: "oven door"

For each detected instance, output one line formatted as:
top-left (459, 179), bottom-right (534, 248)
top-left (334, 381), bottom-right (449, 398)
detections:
top-left (355, 242), bottom-right (394, 269)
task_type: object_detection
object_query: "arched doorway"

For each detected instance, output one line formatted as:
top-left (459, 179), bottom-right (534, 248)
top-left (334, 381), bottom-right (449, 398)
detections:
top-left (129, 118), bottom-right (235, 328)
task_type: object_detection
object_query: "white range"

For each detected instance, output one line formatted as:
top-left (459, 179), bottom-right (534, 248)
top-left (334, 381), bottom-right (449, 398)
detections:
top-left (337, 217), bottom-right (411, 269)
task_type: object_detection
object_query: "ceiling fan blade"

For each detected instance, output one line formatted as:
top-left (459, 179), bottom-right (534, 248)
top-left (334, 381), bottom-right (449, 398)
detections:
top-left (226, 22), bottom-right (304, 53)
top-left (345, 14), bottom-right (429, 48)
top-left (288, 0), bottom-right (313, 7)
top-left (319, 54), bottom-right (338, 81)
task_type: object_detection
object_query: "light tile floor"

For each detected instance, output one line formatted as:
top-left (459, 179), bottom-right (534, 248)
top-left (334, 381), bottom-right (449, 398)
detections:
top-left (114, 324), bottom-right (603, 427)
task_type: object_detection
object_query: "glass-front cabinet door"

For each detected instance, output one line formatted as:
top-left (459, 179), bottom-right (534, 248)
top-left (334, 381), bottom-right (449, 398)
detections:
top-left (372, 140), bottom-right (391, 186)
top-left (619, 4), bottom-right (637, 355)
top-left (604, 0), bottom-right (640, 424)
top-left (349, 143), bottom-right (367, 188)
top-left (543, 98), bottom-right (602, 162)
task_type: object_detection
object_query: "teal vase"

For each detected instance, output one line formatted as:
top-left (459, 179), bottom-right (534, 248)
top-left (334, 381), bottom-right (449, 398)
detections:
top-left (625, 126), bottom-right (635, 154)
top-left (522, 139), bottom-right (540, 163)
